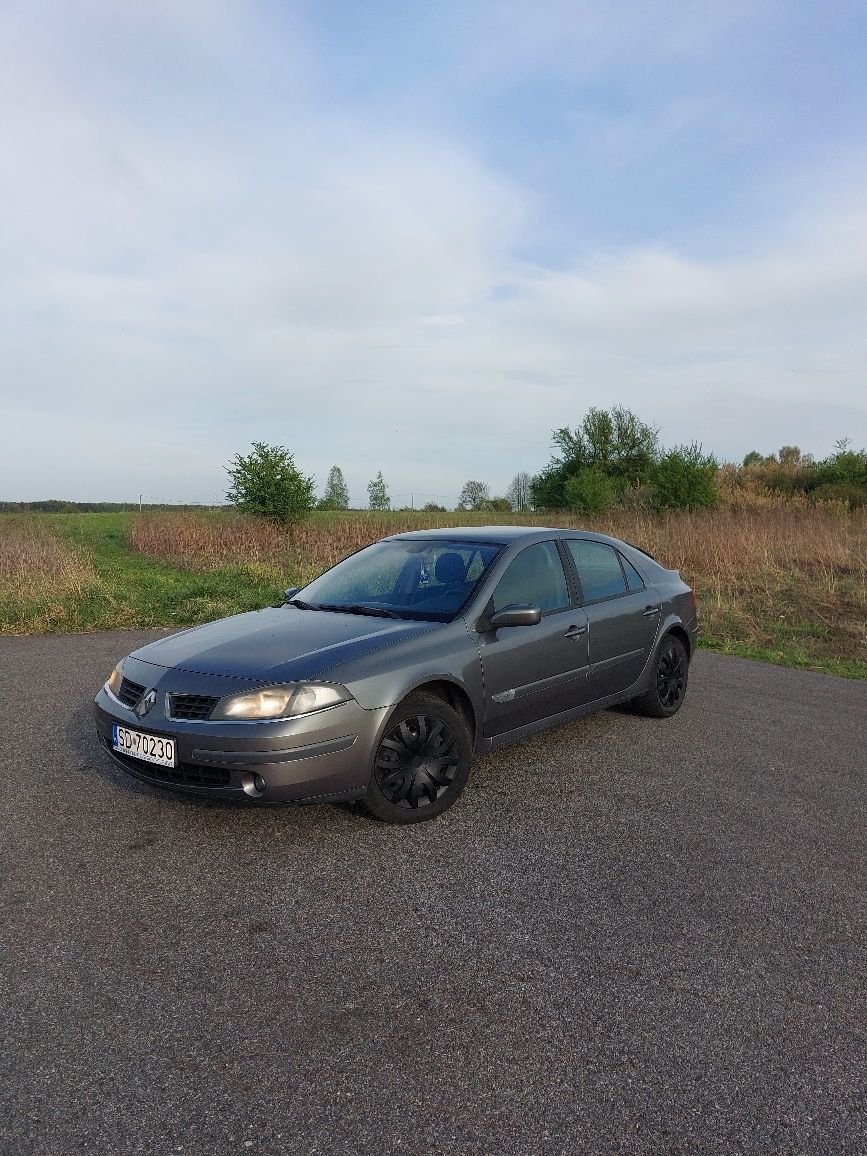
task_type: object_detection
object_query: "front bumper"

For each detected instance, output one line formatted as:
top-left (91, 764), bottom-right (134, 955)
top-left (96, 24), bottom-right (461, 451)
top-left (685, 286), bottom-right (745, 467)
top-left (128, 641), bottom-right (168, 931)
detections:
top-left (94, 685), bottom-right (390, 803)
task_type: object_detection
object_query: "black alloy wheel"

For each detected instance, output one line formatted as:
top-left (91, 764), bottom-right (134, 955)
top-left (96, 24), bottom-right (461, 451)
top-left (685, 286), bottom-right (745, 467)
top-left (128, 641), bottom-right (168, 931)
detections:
top-left (364, 692), bottom-right (473, 823)
top-left (631, 633), bottom-right (689, 718)
top-left (375, 714), bottom-right (459, 808)
top-left (656, 640), bottom-right (687, 708)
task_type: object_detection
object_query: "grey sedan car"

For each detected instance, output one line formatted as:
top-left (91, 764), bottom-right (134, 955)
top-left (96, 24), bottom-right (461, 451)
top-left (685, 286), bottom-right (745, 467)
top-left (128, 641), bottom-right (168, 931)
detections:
top-left (94, 526), bottom-right (697, 823)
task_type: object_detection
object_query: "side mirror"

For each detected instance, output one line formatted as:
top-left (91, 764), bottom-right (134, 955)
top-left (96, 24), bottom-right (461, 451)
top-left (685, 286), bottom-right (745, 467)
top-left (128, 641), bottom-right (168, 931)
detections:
top-left (283, 587), bottom-right (300, 603)
top-left (484, 603), bottom-right (542, 630)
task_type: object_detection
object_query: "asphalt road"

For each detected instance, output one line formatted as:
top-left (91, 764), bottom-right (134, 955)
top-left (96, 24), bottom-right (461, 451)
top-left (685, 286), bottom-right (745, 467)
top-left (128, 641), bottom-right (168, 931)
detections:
top-left (2, 632), bottom-right (866, 1156)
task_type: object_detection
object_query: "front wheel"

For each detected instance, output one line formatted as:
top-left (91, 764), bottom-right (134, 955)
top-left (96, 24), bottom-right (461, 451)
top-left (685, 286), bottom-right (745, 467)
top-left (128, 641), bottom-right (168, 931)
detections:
top-left (363, 692), bottom-right (473, 824)
top-left (631, 633), bottom-right (689, 718)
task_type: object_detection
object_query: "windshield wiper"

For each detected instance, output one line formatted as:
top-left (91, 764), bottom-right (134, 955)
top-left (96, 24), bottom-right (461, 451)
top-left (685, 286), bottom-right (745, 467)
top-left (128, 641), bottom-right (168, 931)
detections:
top-left (319, 603), bottom-right (402, 619)
top-left (286, 598), bottom-right (320, 611)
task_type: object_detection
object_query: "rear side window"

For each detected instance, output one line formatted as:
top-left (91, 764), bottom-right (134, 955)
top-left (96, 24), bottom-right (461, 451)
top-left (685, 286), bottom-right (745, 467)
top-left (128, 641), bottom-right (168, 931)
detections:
top-left (492, 542), bottom-right (569, 614)
top-left (566, 540), bottom-right (627, 603)
top-left (619, 554), bottom-right (646, 592)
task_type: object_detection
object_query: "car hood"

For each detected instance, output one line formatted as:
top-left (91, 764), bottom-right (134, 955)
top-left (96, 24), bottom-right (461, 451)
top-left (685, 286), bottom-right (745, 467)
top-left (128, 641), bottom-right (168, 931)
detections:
top-left (130, 606), bottom-right (439, 683)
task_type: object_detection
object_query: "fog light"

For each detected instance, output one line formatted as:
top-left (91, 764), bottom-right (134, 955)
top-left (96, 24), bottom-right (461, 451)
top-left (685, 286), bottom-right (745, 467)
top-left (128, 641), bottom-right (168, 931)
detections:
top-left (242, 773), bottom-right (266, 798)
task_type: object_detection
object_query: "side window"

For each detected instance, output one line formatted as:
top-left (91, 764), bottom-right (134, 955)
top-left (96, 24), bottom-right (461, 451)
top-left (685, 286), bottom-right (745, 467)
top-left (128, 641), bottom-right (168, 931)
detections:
top-left (492, 542), bottom-right (569, 614)
top-left (619, 554), bottom-right (646, 593)
top-left (566, 540), bottom-right (627, 603)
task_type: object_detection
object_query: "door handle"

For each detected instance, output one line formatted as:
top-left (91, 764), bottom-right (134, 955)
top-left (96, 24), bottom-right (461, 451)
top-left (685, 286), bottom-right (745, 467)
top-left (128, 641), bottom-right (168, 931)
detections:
top-left (564, 624), bottom-right (587, 638)
top-left (643, 606), bottom-right (660, 617)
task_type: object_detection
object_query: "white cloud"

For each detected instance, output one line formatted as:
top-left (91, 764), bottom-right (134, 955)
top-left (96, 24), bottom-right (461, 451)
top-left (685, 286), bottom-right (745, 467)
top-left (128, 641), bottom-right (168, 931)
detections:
top-left (1, 1), bottom-right (866, 502)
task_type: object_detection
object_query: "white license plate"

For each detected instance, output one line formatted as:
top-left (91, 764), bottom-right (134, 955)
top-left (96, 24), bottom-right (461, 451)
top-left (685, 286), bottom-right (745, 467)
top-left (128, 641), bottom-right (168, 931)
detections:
top-left (112, 725), bottom-right (175, 768)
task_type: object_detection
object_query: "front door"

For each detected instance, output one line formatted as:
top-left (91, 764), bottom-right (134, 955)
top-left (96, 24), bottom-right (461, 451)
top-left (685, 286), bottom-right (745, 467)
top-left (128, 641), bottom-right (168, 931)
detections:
top-left (470, 541), bottom-right (591, 738)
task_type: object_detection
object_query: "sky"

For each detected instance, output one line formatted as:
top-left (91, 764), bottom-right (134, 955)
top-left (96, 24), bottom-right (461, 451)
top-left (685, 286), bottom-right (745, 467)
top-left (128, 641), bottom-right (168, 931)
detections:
top-left (2, 0), bottom-right (866, 506)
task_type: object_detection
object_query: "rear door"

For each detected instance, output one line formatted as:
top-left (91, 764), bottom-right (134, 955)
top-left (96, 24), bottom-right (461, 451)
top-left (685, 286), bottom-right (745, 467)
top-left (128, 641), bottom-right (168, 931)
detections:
top-left (562, 539), bottom-right (660, 701)
top-left (469, 540), bottom-right (590, 738)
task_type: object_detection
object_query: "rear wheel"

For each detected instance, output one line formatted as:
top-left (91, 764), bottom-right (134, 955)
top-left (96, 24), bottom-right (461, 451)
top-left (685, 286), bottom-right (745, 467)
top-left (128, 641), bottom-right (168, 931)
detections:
top-left (632, 633), bottom-right (689, 718)
top-left (363, 692), bottom-right (472, 824)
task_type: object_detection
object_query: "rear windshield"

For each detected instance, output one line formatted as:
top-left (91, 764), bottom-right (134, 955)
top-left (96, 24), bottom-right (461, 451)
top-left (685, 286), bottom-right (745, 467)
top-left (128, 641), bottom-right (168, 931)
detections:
top-left (299, 539), bottom-right (504, 621)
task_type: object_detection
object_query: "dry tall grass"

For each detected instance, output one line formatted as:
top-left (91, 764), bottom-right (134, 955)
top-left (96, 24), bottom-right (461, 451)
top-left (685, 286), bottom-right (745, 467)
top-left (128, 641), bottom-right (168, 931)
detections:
top-left (128, 506), bottom-right (867, 589)
top-left (0, 517), bottom-right (98, 627)
top-left (129, 511), bottom-right (291, 575)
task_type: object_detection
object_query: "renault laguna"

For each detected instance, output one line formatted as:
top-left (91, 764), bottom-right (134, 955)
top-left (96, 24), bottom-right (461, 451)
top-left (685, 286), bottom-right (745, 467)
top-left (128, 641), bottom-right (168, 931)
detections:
top-left (94, 526), bottom-right (697, 823)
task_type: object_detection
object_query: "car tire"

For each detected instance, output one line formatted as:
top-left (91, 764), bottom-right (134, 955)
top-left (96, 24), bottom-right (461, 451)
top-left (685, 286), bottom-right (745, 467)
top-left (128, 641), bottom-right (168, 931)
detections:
top-left (631, 633), bottom-right (689, 718)
top-left (363, 692), bottom-right (473, 824)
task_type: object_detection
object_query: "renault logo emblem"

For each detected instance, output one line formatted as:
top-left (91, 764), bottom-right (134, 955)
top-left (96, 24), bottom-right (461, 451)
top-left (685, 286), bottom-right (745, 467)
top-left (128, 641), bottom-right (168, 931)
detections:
top-left (136, 689), bottom-right (157, 718)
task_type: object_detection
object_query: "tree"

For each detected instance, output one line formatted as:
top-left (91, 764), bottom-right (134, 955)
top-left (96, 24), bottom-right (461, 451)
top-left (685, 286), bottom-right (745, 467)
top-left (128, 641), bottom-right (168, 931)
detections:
top-left (367, 471), bottom-right (391, 510)
top-left (742, 451), bottom-right (763, 468)
top-left (552, 405), bottom-right (659, 483)
top-left (532, 405), bottom-right (660, 508)
top-left (225, 442), bottom-right (315, 523)
top-left (652, 444), bottom-right (718, 511)
top-left (777, 445), bottom-right (805, 467)
top-left (530, 463), bottom-right (569, 511)
top-left (506, 471), bottom-right (532, 512)
top-left (319, 465), bottom-right (349, 510)
top-left (488, 497), bottom-right (512, 512)
top-left (457, 480), bottom-right (491, 510)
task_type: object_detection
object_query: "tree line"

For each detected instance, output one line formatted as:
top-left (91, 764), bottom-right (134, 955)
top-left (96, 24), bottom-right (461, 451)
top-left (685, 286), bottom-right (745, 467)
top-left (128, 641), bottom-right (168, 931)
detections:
top-left (0, 500), bottom-right (214, 513)
top-left (733, 441), bottom-right (867, 507)
top-left (218, 420), bottom-right (867, 522)
top-left (7, 414), bottom-right (863, 523)
top-left (223, 444), bottom-right (542, 522)
top-left (529, 409), bottom-right (866, 514)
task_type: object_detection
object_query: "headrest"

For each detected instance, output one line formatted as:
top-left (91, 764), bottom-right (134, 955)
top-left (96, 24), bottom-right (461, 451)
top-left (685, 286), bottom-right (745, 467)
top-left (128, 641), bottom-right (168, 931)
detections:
top-left (435, 552), bottom-right (466, 585)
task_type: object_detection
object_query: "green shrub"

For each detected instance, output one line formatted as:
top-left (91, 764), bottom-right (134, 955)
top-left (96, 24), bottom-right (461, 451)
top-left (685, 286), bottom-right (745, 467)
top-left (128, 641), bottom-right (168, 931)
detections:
top-left (811, 483), bottom-right (867, 508)
top-left (564, 470), bottom-right (619, 515)
top-left (225, 442), bottom-right (316, 524)
top-left (653, 444), bottom-right (718, 511)
top-left (810, 449), bottom-right (867, 493)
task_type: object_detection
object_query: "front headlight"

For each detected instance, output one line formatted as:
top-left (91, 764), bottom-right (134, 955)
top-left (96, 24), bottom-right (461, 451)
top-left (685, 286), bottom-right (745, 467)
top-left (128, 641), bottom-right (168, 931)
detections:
top-left (106, 661), bottom-right (125, 696)
top-left (210, 682), bottom-right (352, 721)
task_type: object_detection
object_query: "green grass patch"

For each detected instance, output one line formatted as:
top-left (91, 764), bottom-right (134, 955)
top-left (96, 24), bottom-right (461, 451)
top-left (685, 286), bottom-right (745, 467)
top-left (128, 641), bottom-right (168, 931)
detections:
top-left (696, 635), bottom-right (866, 680)
top-left (1, 513), bottom-right (283, 634)
top-left (692, 570), bottom-right (867, 680)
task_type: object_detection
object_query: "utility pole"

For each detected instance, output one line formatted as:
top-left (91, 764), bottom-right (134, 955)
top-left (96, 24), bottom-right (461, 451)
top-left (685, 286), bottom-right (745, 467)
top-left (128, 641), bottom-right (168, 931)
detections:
top-left (139, 493), bottom-right (142, 511)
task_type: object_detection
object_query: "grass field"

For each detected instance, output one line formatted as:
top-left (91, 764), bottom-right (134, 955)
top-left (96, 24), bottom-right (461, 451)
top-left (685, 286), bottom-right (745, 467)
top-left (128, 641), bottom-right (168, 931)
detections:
top-left (1, 508), bottom-right (865, 679)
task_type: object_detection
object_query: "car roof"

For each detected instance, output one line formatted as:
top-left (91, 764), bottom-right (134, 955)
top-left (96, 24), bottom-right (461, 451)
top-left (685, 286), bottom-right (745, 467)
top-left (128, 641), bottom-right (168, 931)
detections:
top-left (384, 525), bottom-right (633, 546)
top-left (383, 525), bottom-right (666, 566)
top-left (385, 525), bottom-right (553, 544)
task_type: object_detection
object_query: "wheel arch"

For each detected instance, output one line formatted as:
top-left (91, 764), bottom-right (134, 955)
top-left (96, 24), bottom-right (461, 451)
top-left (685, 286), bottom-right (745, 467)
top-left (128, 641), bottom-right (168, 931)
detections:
top-left (662, 621), bottom-right (692, 660)
top-left (396, 677), bottom-right (478, 748)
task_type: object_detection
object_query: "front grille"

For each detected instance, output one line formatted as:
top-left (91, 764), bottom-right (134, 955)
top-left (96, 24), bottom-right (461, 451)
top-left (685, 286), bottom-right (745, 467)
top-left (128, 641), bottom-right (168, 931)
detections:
top-left (168, 693), bottom-right (220, 721)
top-left (117, 676), bottom-right (145, 709)
top-left (106, 741), bottom-right (231, 789)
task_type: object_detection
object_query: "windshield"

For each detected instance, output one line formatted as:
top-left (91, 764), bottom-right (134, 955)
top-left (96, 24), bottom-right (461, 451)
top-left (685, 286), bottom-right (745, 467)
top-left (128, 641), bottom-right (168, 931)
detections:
top-left (297, 538), bottom-right (504, 621)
